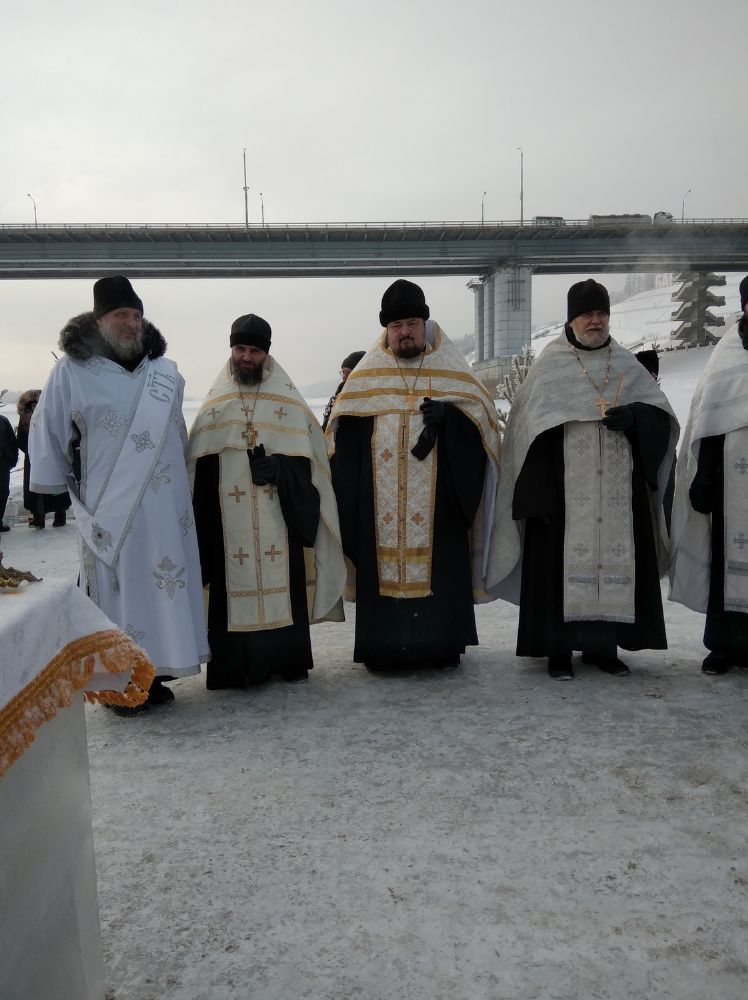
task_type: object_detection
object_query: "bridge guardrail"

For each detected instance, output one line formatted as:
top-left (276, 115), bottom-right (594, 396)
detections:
top-left (1, 218), bottom-right (748, 232)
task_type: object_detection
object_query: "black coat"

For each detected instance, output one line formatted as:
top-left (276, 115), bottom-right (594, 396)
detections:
top-left (0, 415), bottom-right (18, 471)
top-left (332, 405), bottom-right (486, 668)
top-left (192, 452), bottom-right (320, 687)
top-left (512, 403), bottom-right (671, 658)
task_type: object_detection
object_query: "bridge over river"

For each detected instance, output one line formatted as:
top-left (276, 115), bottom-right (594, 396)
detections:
top-left (3, 218), bottom-right (746, 381)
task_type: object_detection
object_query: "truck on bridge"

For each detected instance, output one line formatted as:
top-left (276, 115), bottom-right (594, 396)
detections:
top-left (589, 212), bottom-right (674, 225)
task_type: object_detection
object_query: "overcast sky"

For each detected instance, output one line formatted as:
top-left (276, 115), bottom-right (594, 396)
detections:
top-left (2, 0), bottom-right (745, 395)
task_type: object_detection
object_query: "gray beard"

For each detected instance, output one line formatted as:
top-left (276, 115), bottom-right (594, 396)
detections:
top-left (394, 345), bottom-right (425, 360)
top-left (232, 359), bottom-right (264, 385)
top-left (98, 323), bottom-right (145, 363)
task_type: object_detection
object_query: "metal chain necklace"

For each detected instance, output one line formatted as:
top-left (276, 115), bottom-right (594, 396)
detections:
top-left (237, 379), bottom-right (263, 447)
top-left (393, 349), bottom-right (427, 412)
top-left (569, 340), bottom-right (619, 418)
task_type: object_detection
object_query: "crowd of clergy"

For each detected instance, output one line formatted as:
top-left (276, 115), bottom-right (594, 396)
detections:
top-left (23, 270), bottom-right (748, 712)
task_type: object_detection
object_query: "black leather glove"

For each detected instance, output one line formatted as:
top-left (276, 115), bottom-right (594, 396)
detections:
top-left (602, 404), bottom-right (634, 433)
top-left (689, 481), bottom-right (715, 515)
top-left (248, 444), bottom-right (279, 485)
top-left (419, 397), bottom-right (446, 427)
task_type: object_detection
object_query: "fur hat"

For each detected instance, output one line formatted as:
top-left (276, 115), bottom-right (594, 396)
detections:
top-left (93, 276), bottom-right (143, 319)
top-left (740, 274), bottom-right (748, 312)
top-left (230, 314), bottom-right (271, 351)
top-left (17, 389), bottom-right (41, 415)
top-left (341, 351), bottom-right (365, 371)
top-left (379, 280), bottom-right (430, 327)
top-left (567, 279), bottom-right (610, 323)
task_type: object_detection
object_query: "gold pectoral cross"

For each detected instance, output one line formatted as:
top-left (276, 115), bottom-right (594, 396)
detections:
top-left (242, 425), bottom-right (257, 446)
top-left (408, 390), bottom-right (416, 412)
top-left (596, 397), bottom-right (608, 418)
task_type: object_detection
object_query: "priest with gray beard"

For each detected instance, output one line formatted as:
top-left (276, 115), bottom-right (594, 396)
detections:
top-left (187, 314), bottom-right (345, 690)
top-left (488, 279), bottom-right (679, 681)
top-left (29, 276), bottom-right (209, 713)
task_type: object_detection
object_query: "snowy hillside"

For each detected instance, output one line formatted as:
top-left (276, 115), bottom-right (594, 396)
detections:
top-left (532, 274), bottom-right (743, 355)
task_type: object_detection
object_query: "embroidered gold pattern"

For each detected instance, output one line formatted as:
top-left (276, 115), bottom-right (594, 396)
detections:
top-left (0, 629), bottom-right (155, 778)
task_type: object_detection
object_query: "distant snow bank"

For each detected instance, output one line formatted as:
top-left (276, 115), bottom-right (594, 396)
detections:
top-left (532, 274), bottom-right (743, 355)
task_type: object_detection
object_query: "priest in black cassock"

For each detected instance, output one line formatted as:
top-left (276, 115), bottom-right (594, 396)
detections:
top-left (326, 280), bottom-right (502, 671)
top-left (188, 314), bottom-right (345, 688)
top-left (670, 275), bottom-right (748, 674)
top-left (489, 279), bottom-right (679, 681)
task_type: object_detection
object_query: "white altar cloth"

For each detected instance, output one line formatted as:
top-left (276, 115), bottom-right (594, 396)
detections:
top-left (0, 579), bottom-right (155, 1000)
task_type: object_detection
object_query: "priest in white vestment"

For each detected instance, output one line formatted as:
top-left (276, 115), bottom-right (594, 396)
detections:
top-left (326, 279), bottom-right (502, 672)
top-left (489, 279), bottom-right (679, 681)
top-left (29, 276), bottom-right (209, 712)
top-left (187, 313), bottom-right (345, 689)
top-left (669, 275), bottom-right (748, 674)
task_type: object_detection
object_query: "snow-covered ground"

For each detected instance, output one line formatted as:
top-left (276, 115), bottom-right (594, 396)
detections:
top-left (3, 502), bottom-right (748, 1000)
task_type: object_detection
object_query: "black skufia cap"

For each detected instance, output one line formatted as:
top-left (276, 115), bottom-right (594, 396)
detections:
top-left (635, 349), bottom-right (659, 378)
top-left (740, 274), bottom-right (748, 311)
top-left (341, 350), bottom-right (365, 370)
top-left (379, 279), bottom-right (430, 327)
top-left (567, 279), bottom-right (610, 323)
top-left (93, 276), bottom-right (143, 319)
top-left (230, 314), bottom-right (271, 351)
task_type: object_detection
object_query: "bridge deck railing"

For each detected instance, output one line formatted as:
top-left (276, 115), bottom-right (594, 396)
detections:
top-left (1, 218), bottom-right (748, 232)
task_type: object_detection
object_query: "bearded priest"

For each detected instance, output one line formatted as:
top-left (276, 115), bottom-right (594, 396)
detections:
top-left (489, 279), bottom-right (679, 681)
top-left (29, 276), bottom-right (209, 712)
top-left (326, 279), bottom-right (501, 672)
top-left (188, 313), bottom-right (346, 689)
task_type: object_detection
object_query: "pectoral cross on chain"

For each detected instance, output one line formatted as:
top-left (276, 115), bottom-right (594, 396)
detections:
top-left (242, 425), bottom-right (257, 446)
top-left (596, 397), bottom-right (608, 418)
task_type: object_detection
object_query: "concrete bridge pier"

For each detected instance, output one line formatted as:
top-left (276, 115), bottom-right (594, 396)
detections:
top-left (469, 266), bottom-right (532, 396)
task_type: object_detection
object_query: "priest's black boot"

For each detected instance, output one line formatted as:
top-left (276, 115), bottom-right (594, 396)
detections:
top-left (701, 652), bottom-right (730, 675)
top-left (581, 652), bottom-right (630, 676)
top-left (548, 655), bottom-right (574, 681)
top-left (147, 677), bottom-right (176, 705)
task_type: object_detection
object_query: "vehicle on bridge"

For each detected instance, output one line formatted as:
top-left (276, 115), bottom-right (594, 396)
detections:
top-left (589, 213), bottom-right (652, 225)
top-left (653, 211), bottom-right (674, 224)
top-left (532, 215), bottom-right (565, 225)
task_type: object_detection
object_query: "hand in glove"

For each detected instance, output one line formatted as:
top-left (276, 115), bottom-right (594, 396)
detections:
top-left (602, 404), bottom-right (634, 433)
top-left (248, 443), bottom-right (279, 485)
top-left (419, 397), bottom-right (446, 427)
top-left (689, 481), bottom-right (715, 515)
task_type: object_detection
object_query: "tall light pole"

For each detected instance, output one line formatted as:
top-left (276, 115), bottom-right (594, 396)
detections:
top-left (260, 192), bottom-right (265, 227)
top-left (242, 148), bottom-right (249, 229)
top-left (517, 147), bottom-right (524, 224)
top-left (481, 190), bottom-right (486, 226)
top-left (681, 188), bottom-right (692, 223)
top-left (26, 193), bottom-right (37, 227)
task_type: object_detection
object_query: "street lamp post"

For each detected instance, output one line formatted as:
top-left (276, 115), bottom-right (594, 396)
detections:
top-left (681, 188), bottom-right (692, 223)
top-left (481, 190), bottom-right (486, 226)
top-left (26, 193), bottom-right (37, 227)
top-left (260, 192), bottom-right (265, 227)
top-left (517, 147), bottom-right (524, 224)
top-left (242, 148), bottom-right (249, 229)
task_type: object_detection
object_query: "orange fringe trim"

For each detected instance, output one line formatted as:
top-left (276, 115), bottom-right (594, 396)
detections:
top-left (0, 629), bottom-right (155, 778)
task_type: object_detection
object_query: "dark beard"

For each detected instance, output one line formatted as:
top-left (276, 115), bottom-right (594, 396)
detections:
top-left (232, 359), bottom-right (264, 385)
top-left (394, 345), bottom-right (425, 360)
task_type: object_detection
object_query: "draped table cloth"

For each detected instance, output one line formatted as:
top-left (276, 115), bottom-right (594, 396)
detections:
top-left (0, 579), bottom-right (155, 1000)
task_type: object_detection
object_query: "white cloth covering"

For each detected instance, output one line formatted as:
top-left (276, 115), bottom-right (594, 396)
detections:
top-left (29, 354), bottom-right (209, 677)
top-left (669, 324), bottom-right (748, 613)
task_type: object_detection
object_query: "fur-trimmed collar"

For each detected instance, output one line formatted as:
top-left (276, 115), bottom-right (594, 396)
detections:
top-left (59, 311), bottom-right (167, 363)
